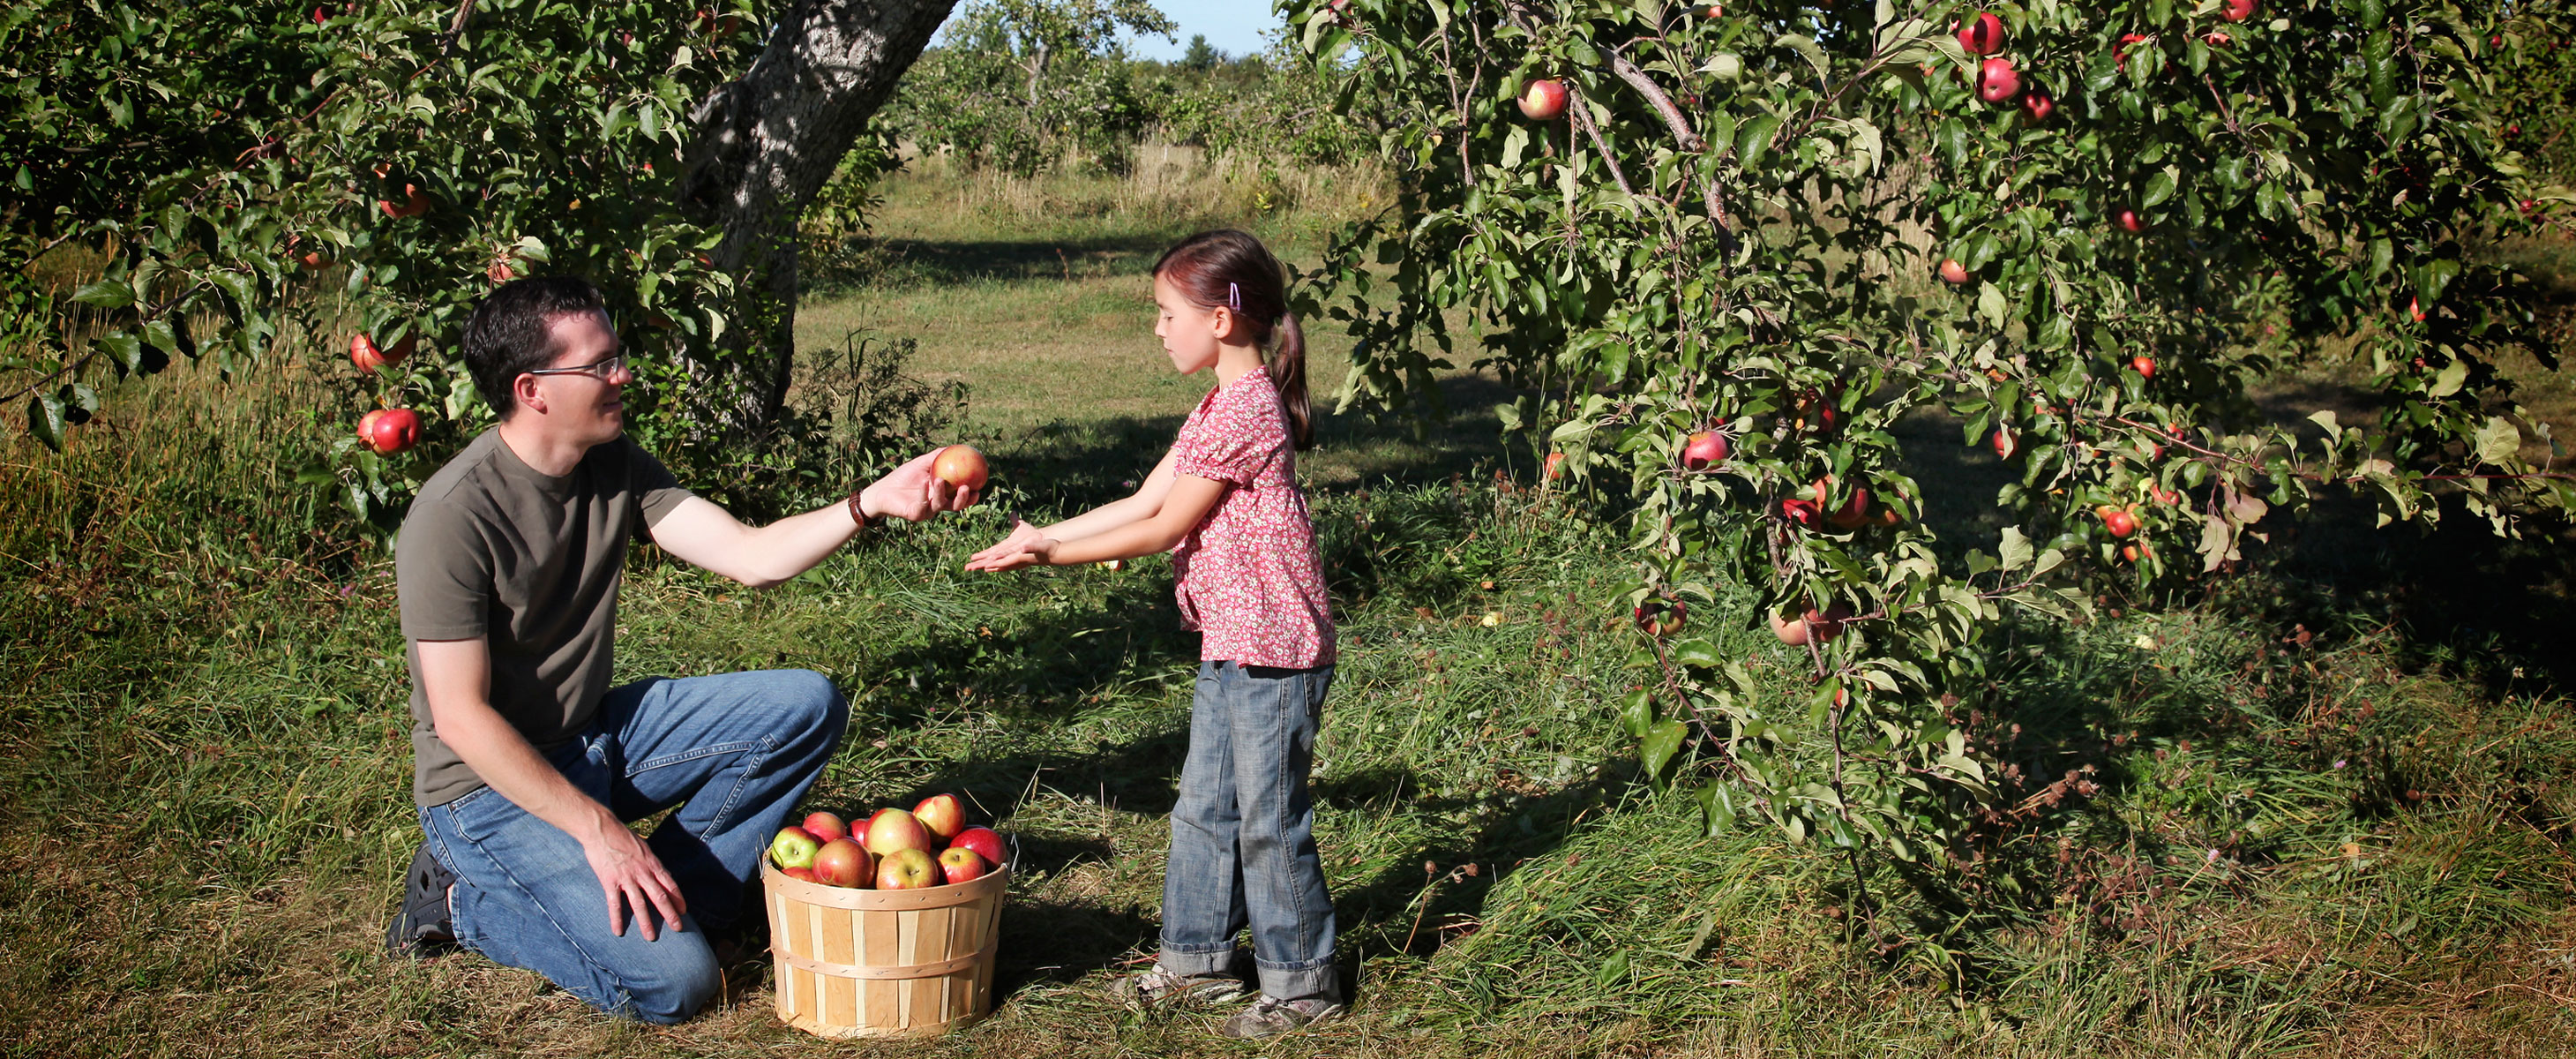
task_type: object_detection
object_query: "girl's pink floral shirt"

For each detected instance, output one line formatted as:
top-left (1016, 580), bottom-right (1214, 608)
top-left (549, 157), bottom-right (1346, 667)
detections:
top-left (1168, 369), bottom-right (1337, 668)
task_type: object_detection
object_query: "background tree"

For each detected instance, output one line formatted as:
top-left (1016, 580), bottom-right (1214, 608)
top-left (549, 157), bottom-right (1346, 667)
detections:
top-left (1286, 0), bottom-right (2572, 954)
top-left (0, 0), bottom-right (956, 530)
top-left (879, 0), bottom-right (1177, 176)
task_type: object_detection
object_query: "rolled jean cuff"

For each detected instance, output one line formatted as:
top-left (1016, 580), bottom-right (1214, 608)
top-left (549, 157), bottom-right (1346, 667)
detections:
top-left (1254, 956), bottom-right (1338, 1003)
top-left (1158, 943), bottom-right (1236, 979)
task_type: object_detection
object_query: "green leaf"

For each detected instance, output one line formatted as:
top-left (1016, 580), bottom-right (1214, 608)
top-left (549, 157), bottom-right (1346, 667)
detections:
top-left (2141, 167), bottom-right (2177, 209)
top-left (1672, 637), bottom-right (1724, 669)
top-left (26, 393), bottom-right (65, 451)
top-left (1641, 719), bottom-right (1689, 782)
top-left (94, 332), bottom-right (144, 375)
top-left (71, 280), bottom-right (135, 310)
top-left (2429, 358), bottom-right (2467, 397)
top-left (1736, 115), bottom-right (1781, 169)
top-left (1621, 688), bottom-right (1657, 739)
top-left (2475, 416), bottom-right (2522, 466)
top-left (1997, 525), bottom-right (2033, 571)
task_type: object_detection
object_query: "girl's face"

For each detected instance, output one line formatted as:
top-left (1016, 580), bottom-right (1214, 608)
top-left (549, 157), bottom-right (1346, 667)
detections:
top-left (1153, 272), bottom-right (1224, 375)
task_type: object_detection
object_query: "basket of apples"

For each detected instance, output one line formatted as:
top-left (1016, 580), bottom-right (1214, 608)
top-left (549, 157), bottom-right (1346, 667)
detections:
top-left (761, 792), bottom-right (1013, 1038)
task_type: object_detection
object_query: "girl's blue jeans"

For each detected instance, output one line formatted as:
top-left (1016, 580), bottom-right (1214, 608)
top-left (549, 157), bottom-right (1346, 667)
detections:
top-left (417, 669), bottom-right (847, 1024)
top-left (1158, 659), bottom-right (1340, 1003)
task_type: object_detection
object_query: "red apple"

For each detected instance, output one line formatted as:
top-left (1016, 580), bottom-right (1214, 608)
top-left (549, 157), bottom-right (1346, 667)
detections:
top-left (770, 825), bottom-right (822, 869)
top-left (1681, 430), bottom-right (1729, 470)
top-left (1781, 498), bottom-right (1822, 530)
top-left (783, 866), bottom-right (818, 882)
top-left (1518, 79), bottom-right (1569, 122)
top-left (801, 811), bottom-right (847, 845)
top-left (358, 408), bottom-right (422, 455)
top-left (1993, 427), bottom-right (2017, 460)
top-left (2098, 506), bottom-right (2139, 538)
top-left (875, 847), bottom-right (939, 890)
top-left (932, 444), bottom-right (988, 491)
top-left (1633, 598), bottom-right (1687, 637)
top-left (950, 827), bottom-right (1007, 868)
top-left (938, 846), bottom-right (989, 885)
top-left (2408, 297), bottom-right (2425, 322)
top-left (350, 333), bottom-right (385, 372)
top-left (2222, 0), bottom-right (2258, 22)
top-left (862, 808), bottom-right (934, 856)
top-left (1976, 57), bottom-right (2021, 104)
top-left (2130, 355), bottom-right (2156, 380)
top-left (1938, 258), bottom-right (1970, 284)
top-left (2115, 33), bottom-right (2153, 68)
top-left (379, 184), bottom-right (431, 219)
top-left (2021, 91), bottom-right (2055, 124)
top-left (2115, 208), bottom-right (2146, 234)
top-left (912, 793), bottom-right (966, 841)
top-left (2201, 30), bottom-right (2232, 47)
top-left (1806, 604), bottom-right (1853, 642)
top-left (1956, 11), bottom-right (2005, 55)
top-left (811, 838), bottom-right (874, 888)
top-left (1543, 451), bottom-right (1567, 481)
top-left (1827, 488), bottom-right (1874, 530)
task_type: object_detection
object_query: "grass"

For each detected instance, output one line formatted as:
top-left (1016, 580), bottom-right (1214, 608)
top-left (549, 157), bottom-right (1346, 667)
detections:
top-left (6, 146), bottom-right (2576, 1056)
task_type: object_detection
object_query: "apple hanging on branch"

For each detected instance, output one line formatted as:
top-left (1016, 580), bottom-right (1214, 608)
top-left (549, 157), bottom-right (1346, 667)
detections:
top-left (1518, 79), bottom-right (1569, 122)
top-left (1956, 11), bottom-right (2005, 55)
top-left (357, 408), bottom-right (422, 455)
top-left (1681, 430), bottom-right (1729, 470)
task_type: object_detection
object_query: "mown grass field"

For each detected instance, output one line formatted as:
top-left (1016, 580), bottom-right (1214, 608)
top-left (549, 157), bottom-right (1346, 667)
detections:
top-left (5, 146), bottom-right (2576, 1057)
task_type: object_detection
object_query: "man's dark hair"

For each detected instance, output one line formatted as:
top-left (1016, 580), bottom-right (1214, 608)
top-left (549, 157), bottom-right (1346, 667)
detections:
top-left (461, 276), bottom-right (609, 417)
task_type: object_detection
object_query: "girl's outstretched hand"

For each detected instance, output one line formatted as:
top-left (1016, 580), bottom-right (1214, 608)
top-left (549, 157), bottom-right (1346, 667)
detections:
top-left (969, 519), bottom-right (1045, 566)
top-left (964, 533), bottom-right (1054, 572)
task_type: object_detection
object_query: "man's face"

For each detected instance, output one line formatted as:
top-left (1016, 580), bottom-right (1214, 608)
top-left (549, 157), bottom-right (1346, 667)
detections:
top-left (525, 310), bottom-right (633, 447)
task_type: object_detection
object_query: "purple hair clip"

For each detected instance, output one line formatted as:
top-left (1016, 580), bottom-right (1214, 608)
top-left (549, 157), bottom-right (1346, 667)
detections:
top-left (1228, 282), bottom-right (1240, 311)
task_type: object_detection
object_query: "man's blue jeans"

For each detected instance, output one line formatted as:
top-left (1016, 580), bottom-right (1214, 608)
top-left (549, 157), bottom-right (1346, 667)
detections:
top-left (418, 669), bottom-right (847, 1024)
top-left (1158, 660), bottom-right (1339, 1003)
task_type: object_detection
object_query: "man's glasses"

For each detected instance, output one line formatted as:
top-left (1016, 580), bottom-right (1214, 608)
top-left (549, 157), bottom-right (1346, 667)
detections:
top-left (524, 355), bottom-right (628, 381)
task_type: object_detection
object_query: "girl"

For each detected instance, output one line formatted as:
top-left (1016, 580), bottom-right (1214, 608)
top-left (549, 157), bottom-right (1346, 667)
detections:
top-left (965, 229), bottom-right (1341, 1039)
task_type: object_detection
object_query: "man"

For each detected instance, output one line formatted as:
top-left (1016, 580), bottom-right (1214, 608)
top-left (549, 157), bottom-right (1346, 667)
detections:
top-left (382, 276), bottom-right (975, 1024)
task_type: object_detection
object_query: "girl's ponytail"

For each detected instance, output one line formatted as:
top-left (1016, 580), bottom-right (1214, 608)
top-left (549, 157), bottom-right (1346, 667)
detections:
top-left (1270, 312), bottom-right (1313, 451)
top-left (1151, 229), bottom-right (1317, 450)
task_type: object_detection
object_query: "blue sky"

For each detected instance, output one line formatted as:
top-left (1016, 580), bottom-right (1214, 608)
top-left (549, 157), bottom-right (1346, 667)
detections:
top-left (935, 1), bottom-right (1288, 64)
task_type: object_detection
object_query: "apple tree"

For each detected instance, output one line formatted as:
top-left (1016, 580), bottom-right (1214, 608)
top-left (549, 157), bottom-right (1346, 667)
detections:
top-left (1286, 0), bottom-right (2574, 937)
top-left (1, 0), bottom-right (955, 531)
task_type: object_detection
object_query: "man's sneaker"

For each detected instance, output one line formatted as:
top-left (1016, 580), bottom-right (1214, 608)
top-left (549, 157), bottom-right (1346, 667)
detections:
top-left (385, 843), bottom-right (459, 959)
top-left (1219, 995), bottom-right (1346, 1039)
top-left (1109, 965), bottom-right (1249, 1009)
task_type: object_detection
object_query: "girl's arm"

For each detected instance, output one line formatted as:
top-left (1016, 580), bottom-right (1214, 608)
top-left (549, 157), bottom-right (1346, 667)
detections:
top-left (967, 448), bottom-right (1179, 566)
top-left (965, 473), bottom-right (1228, 571)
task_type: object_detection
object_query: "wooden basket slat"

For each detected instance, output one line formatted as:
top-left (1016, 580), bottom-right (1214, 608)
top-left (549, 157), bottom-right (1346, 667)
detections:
top-left (762, 858), bottom-right (1007, 1038)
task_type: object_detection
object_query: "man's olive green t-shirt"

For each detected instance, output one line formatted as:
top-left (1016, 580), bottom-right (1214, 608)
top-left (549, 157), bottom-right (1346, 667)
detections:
top-left (395, 429), bottom-right (693, 807)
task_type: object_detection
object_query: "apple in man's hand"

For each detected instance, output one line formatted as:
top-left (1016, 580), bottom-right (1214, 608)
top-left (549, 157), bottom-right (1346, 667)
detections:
top-left (932, 445), bottom-right (988, 491)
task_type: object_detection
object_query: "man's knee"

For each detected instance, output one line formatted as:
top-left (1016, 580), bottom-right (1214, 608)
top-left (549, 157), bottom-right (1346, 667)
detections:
top-left (603, 939), bottom-right (722, 1025)
top-left (775, 668), bottom-right (848, 736)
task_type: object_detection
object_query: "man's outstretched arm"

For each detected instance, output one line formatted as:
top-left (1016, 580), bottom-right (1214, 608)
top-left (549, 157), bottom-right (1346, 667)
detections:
top-left (648, 447), bottom-right (979, 587)
top-left (416, 637), bottom-right (685, 941)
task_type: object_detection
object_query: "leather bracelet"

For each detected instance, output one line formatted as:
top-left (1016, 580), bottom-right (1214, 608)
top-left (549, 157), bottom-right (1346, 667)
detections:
top-left (847, 491), bottom-right (872, 531)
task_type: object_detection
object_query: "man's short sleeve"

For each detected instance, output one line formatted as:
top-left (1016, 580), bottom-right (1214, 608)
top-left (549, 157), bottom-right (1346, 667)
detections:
top-left (396, 493), bottom-right (493, 642)
top-left (626, 439), bottom-right (695, 528)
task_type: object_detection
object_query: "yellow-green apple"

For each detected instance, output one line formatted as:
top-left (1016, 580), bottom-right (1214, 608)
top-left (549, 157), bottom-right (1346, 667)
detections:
top-left (876, 848), bottom-right (939, 890)
top-left (1956, 11), bottom-right (2004, 55)
top-left (801, 811), bottom-right (847, 845)
top-left (770, 825), bottom-right (822, 869)
top-left (938, 846), bottom-right (988, 885)
top-left (912, 793), bottom-right (966, 841)
top-left (933, 445), bottom-right (988, 490)
top-left (1681, 430), bottom-right (1729, 470)
top-left (1518, 79), bottom-right (1569, 121)
top-left (812, 838), bottom-right (874, 888)
top-left (950, 827), bottom-right (1007, 868)
top-left (358, 408), bottom-right (422, 455)
top-left (862, 808), bottom-right (934, 856)
top-left (1939, 258), bottom-right (1969, 284)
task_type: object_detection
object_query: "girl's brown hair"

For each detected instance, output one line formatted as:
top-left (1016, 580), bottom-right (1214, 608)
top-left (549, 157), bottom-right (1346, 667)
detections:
top-left (1152, 229), bottom-right (1314, 450)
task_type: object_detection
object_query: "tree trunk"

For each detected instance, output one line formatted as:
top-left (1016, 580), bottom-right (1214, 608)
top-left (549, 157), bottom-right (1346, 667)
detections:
top-left (678, 0), bottom-right (956, 436)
